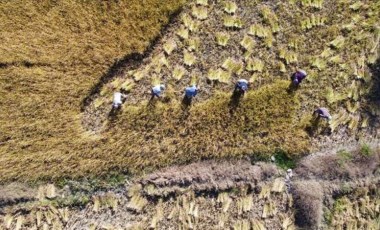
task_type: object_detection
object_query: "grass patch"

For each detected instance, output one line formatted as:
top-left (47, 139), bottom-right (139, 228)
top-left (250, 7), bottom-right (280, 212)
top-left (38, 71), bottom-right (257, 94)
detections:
top-left (273, 151), bottom-right (297, 169)
top-left (251, 150), bottom-right (297, 169)
top-left (337, 149), bottom-right (353, 166)
top-left (359, 143), bottom-right (373, 156)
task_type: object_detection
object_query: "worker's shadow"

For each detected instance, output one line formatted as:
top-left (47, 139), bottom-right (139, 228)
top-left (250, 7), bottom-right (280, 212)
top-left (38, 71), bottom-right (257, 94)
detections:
top-left (181, 96), bottom-right (192, 119)
top-left (287, 82), bottom-right (299, 94)
top-left (147, 96), bottom-right (159, 108)
top-left (229, 90), bottom-right (243, 114)
top-left (148, 93), bottom-right (173, 108)
top-left (306, 116), bottom-right (331, 136)
top-left (108, 107), bottom-right (121, 123)
top-left (305, 116), bottom-right (320, 136)
top-left (108, 92), bottom-right (128, 121)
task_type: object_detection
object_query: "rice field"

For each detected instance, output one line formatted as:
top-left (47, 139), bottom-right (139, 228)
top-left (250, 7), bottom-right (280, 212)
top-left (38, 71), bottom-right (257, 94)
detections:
top-left (83, 0), bottom-right (379, 174)
top-left (0, 0), bottom-right (379, 182)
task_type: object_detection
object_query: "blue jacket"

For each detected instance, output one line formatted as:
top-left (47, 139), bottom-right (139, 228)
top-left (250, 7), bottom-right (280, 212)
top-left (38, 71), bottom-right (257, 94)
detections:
top-left (236, 79), bottom-right (248, 91)
top-left (185, 85), bottom-right (198, 98)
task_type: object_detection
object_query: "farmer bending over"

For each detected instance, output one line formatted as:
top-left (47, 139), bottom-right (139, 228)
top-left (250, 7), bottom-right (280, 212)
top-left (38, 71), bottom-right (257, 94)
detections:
top-left (291, 69), bottom-right (307, 87)
top-left (112, 92), bottom-right (127, 109)
top-left (185, 85), bottom-right (198, 99)
top-left (151, 84), bottom-right (165, 99)
top-left (235, 79), bottom-right (249, 94)
top-left (314, 107), bottom-right (332, 120)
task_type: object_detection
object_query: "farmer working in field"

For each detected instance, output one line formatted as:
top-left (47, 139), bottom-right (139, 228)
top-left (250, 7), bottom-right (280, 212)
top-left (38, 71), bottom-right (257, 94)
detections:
top-left (185, 84), bottom-right (198, 99)
top-left (112, 92), bottom-right (127, 109)
top-left (235, 79), bottom-right (249, 95)
top-left (314, 107), bottom-right (332, 120)
top-left (291, 69), bottom-right (307, 87)
top-left (151, 84), bottom-right (165, 99)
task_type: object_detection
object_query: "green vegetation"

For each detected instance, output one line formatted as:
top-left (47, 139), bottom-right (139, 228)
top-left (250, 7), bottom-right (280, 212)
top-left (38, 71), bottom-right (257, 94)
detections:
top-left (360, 143), bottom-right (373, 156)
top-left (337, 149), bottom-right (353, 166)
top-left (273, 151), bottom-right (297, 169)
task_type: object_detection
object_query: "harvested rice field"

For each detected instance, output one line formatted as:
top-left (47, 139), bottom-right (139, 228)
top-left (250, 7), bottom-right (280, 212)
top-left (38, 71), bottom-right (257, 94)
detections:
top-left (0, 0), bottom-right (379, 228)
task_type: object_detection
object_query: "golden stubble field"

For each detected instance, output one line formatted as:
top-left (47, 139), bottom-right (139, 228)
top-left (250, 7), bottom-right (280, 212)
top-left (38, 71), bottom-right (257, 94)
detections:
top-left (0, 0), bottom-right (185, 181)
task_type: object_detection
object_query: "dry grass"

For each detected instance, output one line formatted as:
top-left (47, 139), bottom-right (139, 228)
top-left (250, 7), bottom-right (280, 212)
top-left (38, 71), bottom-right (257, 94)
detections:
top-left (0, 183), bottom-right (37, 206)
top-left (139, 160), bottom-right (279, 197)
top-left (0, 0), bottom-right (185, 182)
top-left (292, 180), bottom-right (323, 229)
top-left (0, 160), bottom-right (294, 229)
top-left (102, 80), bottom-right (308, 174)
top-left (295, 145), bottom-right (380, 181)
top-left (0, 187), bottom-right (295, 229)
top-left (328, 184), bottom-right (380, 230)
top-left (0, 157), bottom-right (379, 229)
top-left (0, 0), bottom-right (379, 182)
top-left (293, 146), bottom-right (380, 229)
